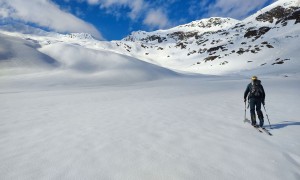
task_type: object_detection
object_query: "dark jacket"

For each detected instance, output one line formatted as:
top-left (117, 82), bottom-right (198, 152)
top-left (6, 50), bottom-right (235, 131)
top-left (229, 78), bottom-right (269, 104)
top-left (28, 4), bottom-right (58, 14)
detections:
top-left (244, 80), bottom-right (265, 102)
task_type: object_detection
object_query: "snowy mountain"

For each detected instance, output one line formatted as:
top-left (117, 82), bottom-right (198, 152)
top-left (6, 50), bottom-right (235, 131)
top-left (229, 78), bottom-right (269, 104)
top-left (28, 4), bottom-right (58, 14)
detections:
top-left (122, 17), bottom-right (240, 42)
top-left (112, 0), bottom-right (300, 75)
top-left (176, 17), bottom-right (240, 30)
top-left (1, 0), bottom-right (299, 77)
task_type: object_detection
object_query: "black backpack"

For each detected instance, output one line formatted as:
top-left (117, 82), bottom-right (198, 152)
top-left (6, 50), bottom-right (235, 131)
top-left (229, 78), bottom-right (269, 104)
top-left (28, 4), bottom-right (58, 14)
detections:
top-left (251, 80), bottom-right (263, 97)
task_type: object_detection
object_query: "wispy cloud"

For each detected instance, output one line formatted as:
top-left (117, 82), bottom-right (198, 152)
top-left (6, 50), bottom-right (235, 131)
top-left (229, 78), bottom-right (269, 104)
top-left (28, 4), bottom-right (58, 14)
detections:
top-left (0, 0), bottom-right (103, 39)
top-left (83, 0), bottom-right (172, 29)
top-left (196, 0), bottom-right (276, 20)
top-left (143, 9), bottom-right (170, 29)
top-left (86, 0), bottom-right (146, 20)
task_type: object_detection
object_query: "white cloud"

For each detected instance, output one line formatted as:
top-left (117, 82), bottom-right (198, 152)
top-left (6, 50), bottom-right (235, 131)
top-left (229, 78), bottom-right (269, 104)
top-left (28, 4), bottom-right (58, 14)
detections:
top-left (86, 0), bottom-right (146, 20)
top-left (127, 0), bottom-right (145, 20)
top-left (0, 0), bottom-right (103, 39)
top-left (143, 9), bottom-right (170, 29)
top-left (84, 0), bottom-right (172, 28)
top-left (0, 2), bottom-right (13, 18)
top-left (87, 0), bottom-right (99, 5)
top-left (197, 0), bottom-right (276, 19)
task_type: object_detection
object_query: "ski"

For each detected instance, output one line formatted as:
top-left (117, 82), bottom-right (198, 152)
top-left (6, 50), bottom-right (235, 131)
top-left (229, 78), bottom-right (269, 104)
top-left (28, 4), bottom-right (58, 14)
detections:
top-left (245, 119), bottom-right (263, 133)
top-left (244, 119), bottom-right (271, 135)
top-left (253, 126), bottom-right (263, 133)
top-left (260, 127), bottom-right (273, 136)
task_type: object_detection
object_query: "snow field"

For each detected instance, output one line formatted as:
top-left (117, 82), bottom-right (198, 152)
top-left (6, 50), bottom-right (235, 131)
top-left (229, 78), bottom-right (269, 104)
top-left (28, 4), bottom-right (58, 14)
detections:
top-left (1, 76), bottom-right (299, 180)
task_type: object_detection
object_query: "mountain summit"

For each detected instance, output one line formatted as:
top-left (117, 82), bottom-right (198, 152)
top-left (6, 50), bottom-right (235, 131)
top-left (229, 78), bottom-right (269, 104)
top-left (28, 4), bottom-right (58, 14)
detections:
top-left (176, 17), bottom-right (240, 30)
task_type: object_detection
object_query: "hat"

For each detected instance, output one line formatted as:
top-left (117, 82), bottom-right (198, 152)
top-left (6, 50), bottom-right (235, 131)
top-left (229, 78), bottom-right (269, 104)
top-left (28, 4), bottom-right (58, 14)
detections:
top-left (251, 76), bottom-right (258, 80)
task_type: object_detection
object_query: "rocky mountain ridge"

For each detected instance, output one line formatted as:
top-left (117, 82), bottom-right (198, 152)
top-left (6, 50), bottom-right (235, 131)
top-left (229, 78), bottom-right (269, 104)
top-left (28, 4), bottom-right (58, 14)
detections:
top-left (1, 0), bottom-right (299, 76)
top-left (112, 0), bottom-right (300, 75)
top-left (122, 17), bottom-right (240, 42)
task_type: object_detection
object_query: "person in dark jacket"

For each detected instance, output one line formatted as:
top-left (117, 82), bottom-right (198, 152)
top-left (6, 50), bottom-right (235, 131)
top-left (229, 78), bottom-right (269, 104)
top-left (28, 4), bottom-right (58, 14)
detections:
top-left (244, 76), bottom-right (266, 127)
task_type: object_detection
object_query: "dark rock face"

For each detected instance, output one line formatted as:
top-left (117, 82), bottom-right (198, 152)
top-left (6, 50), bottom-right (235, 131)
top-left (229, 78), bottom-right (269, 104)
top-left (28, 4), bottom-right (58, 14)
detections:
top-left (244, 27), bottom-right (271, 40)
top-left (141, 35), bottom-right (166, 43)
top-left (207, 45), bottom-right (227, 54)
top-left (272, 58), bottom-right (290, 65)
top-left (231, 23), bottom-right (245, 30)
top-left (276, 9), bottom-right (300, 25)
top-left (196, 39), bottom-right (209, 45)
top-left (168, 31), bottom-right (185, 41)
top-left (187, 50), bottom-right (197, 56)
top-left (175, 42), bottom-right (187, 49)
top-left (185, 32), bottom-right (200, 39)
top-left (167, 31), bottom-right (200, 41)
top-left (198, 48), bottom-right (207, 54)
top-left (236, 48), bottom-right (245, 55)
top-left (256, 6), bottom-right (298, 23)
top-left (204, 56), bottom-right (219, 62)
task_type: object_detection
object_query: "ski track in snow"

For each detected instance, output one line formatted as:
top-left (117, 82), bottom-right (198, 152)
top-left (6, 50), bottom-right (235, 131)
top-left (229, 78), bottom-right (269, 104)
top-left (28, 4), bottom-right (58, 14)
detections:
top-left (0, 76), bottom-right (300, 180)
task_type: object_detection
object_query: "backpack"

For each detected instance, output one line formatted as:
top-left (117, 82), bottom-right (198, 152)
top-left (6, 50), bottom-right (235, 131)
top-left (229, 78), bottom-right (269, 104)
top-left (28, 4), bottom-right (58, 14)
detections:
top-left (250, 80), bottom-right (263, 97)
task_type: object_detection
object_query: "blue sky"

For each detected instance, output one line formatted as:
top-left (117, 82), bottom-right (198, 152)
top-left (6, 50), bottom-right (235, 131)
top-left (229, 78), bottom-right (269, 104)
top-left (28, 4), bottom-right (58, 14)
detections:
top-left (0, 0), bottom-right (276, 40)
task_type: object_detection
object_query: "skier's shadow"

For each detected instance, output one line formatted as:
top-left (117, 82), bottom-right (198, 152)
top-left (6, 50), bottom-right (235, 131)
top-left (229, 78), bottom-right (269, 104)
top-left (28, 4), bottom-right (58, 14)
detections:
top-left (270, 121), bottom-right (300, 129)
top-left (244, 119), bottom-right (300, 130)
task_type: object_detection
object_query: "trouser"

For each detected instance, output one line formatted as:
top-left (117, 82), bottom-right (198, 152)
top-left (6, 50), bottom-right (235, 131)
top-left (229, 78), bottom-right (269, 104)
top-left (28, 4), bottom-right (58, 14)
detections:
top-left (249, 98), bottom-right (264, 127)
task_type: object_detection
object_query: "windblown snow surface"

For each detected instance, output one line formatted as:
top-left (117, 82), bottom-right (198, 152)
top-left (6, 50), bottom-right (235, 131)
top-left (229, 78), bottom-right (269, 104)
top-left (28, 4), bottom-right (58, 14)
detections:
top-left (1, 71), bottom-right (300, 180)
top-left (0, 35), bottom-right (299, 179)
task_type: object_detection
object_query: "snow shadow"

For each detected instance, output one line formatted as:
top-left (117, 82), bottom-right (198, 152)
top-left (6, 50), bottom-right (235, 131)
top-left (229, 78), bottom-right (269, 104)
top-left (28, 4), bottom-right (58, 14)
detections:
top-left (270, 121), bottom-right (300, 129)
top-left (0, 33), bottom-right (59, 67)
top-left (244, 119), bottom-right (300, 130)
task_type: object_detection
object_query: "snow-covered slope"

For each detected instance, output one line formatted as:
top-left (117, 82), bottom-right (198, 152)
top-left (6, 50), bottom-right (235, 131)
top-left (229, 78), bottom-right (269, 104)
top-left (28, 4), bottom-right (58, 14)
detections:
top-left (1, 0), bottom-right (299, 77)
top-left (113, 0), bottom-right (300, 76)
top-left (0, 32), bottom-right (177, 84)
top-left (39, 42), bottom-right (177, 82)
top-left (0, 33), bottom-right (58, 75)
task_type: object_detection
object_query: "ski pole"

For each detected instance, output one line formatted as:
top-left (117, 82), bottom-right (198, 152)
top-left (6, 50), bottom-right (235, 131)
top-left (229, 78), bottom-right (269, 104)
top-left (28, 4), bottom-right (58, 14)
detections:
top-left (263, 104), bottom-right (272, 129)
top-left (244, 101), bottom-right (247, 121)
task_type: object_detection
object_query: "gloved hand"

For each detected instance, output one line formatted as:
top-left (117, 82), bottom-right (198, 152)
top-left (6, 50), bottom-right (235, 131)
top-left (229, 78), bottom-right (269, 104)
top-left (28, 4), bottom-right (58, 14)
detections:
top-left (262, 101), bottom-right (265, 105)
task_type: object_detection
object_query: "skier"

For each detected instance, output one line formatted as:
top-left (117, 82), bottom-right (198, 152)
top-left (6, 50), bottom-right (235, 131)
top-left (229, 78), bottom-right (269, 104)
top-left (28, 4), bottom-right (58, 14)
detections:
top-left (244, 76), bottom-right (266, 127)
